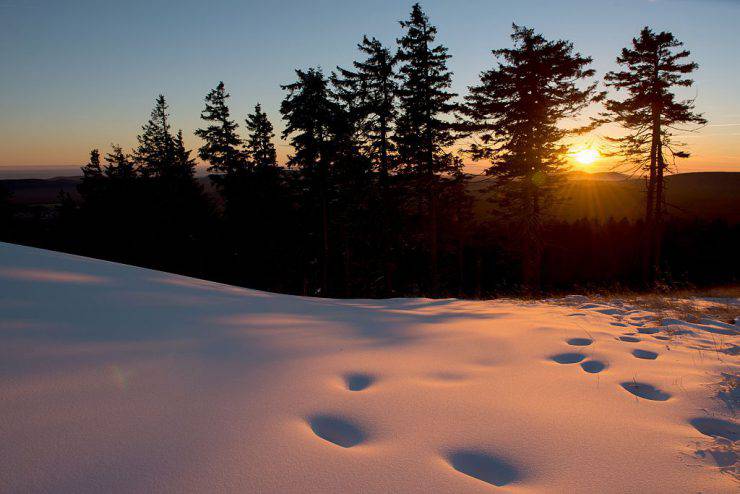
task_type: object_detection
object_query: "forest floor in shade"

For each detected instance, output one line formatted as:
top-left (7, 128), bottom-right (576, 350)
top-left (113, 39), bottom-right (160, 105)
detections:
top-left (0, 242), bottom-right (737, 493)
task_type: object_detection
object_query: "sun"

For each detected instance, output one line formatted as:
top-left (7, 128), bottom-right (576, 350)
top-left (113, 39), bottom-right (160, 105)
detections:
top-left (573, 148), bottom-right (600, 166)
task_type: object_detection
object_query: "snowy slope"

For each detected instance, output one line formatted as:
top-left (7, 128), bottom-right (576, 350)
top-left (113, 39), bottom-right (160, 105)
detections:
top-left (0, 242), bottom-right (737, 493)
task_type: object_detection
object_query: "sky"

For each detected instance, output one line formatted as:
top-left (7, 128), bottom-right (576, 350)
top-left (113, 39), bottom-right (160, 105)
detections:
top-left (1, 0), bottom-right (739, 178)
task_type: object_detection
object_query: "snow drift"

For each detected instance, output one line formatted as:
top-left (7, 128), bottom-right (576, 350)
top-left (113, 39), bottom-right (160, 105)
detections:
top-left (0, 242), bottom-right (737, 492)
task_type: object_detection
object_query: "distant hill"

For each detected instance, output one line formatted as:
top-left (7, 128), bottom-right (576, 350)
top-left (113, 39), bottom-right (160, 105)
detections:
top-left (1, 177), bottom-right (81, 205)
top-left (468, 171), bottom-right (740, 223)
top-left (566, 170), bottom-right (629, 181)
top-left (2, 171), bottom-right (738, 223)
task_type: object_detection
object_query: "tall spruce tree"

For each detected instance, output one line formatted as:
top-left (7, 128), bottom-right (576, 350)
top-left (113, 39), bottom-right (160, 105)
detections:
top-left (173, 129), bottom-right (197, 179)
top-left (395, 3), bottom-right (459, 293)
top-left (332, 36), bottom-right (399, 294)
top-left (242, 103), bottom-right (287, 288)
top-left (79, 149), bottom-right (104, 202)
top-left (132, 95), bottom-right (208, 272)
top-left (281, 67), bottom-right (348, 296)
top-left (104, 145), bottom-right (135, 180)
top-left (603, 27), bottom-right (705, 283)
top-left (77, 148), bottom-right (111, 255)
top-left (461, 25), bottom-right (601, 291)
top-left (195, 82), bottom-right (247, 177)
top-left (134, 95), bottom-right (175, 178)
top-left (245, 103), bottom-right (277, 170)
top-left (333, 36), bottom-right (398, 181)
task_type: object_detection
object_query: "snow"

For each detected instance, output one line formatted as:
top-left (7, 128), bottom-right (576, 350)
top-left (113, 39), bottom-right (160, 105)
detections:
top-left (0, 241), bottom-right (737, 493)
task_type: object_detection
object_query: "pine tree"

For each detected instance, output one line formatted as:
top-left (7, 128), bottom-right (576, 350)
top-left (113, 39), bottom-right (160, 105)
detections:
top-left (131, 95), bottom-right (209, 271)
top-left (79, 149), bottom-right (105, 202)
top-left (173, 129), bottom-right (197, 180)
top-left (134, 95), bottom-right (175, 178)
top-left (333, 36), bottom-right (398, 181)
top-left (245, 103), bottom-right (277, 170)
top-left (104, 145), bottom-right (135, 180)
top-left (195, 82), bottom-right (247, 177)
top-left (461, 25), bottom-right (601, 291)
top-left (603, 27), bottom-right (706, 283)
top-left (81, 148), bottom-right (102, 177)
top-left (281, 67), bottom-right (348, 295)
top-left (395, 3), bottom-right (459, 293)
top-left (332, 36), bottom-right (400, 294)
top-left (241, 103), bottom-right (288, 288)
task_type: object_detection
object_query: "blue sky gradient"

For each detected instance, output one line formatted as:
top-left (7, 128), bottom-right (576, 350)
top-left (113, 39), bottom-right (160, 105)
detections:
top-left (1, 0), bottom-right (738, 175)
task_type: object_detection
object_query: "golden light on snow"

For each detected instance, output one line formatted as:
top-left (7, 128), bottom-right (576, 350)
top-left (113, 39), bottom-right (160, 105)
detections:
top-left (573, 148), bottom-right (600, 165)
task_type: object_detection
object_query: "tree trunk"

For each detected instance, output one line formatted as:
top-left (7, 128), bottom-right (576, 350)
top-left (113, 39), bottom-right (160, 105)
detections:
top-left (321, 185), bottom-right (329, 297)
top-left (522, 178), bottom-right (542, 294)
top-left (343, 225), bottom-right (351, 298)
top-left (653, 142), bottom-right (665, 281)
top-left (428, 180), bottom-right (439, 294)
top-left (475, 252), bottom-right (482, 299)
top-left (426, 127), bottom-right (438, 295)
top-left (457, 225), bottom-right (465, 298)
top-left (379, 121), bottom-right (393, 296)
top-left (642, 107), bottom-right (660, 287)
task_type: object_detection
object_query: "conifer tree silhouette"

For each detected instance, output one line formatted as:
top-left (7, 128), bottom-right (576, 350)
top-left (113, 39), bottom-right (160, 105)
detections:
top-left (395, 3), bottom-right (459, 293)
top-left (461, 25), bottom-right (601, 291)
top-left (603, 27), bottom-right (706, 284)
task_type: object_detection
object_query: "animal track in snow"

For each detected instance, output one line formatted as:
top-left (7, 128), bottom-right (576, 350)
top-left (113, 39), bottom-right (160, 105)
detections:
top-left (447, 450), bottom-right (521, 487)
top-left (618, 335), bottom-right (641, 343)
top-left (620, 382), bottom-right (671, 401)
top-left (632, 349), bottom-right (658, 360)
top-left (345, 373), bottom-right (374, 391)
top-left (566, 337), bottom-right (592, 346)
top-left (551, 352), bottom-right (586, 364)
top-left (308, 414), bottom-right (366, 448)
top-left (581, 360), bottom-right (606, 373)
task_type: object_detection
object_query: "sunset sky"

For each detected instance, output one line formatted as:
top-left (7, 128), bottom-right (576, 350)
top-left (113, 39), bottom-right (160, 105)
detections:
top-left (1, 0), bottom-right (738, 177)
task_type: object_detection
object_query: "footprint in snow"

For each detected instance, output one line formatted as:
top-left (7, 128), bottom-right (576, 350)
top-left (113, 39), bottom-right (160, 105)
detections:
top-left (618, 335), bottom-right (641, 343)
top-left (581, 360), bottom-right (607, 373)
top-left (620, 381), bottom-right (671, 401)
top-left (344, 373), bottom-right (374, 391)
top-left (566, 337), bottom-right (593, 346)
top-left (308, 414), bottom-right (367, 448)
top-left (551, 352), bottom-right (586, 364)
top-left (447, 450), bottom-right (521, 487)
top-left (636, 327), bottom-right (660, 335)
top-left (422, 372), bottom-right (469, 385)
top-left (689, 417), bottom-right (739, 442)
top-left (632, 349), bottom-right (658, 360)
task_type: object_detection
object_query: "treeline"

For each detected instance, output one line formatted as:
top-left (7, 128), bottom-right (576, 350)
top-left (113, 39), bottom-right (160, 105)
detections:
top-left (1, 3), bottom-right (736, 297)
